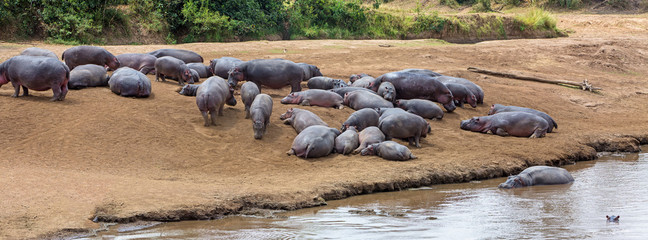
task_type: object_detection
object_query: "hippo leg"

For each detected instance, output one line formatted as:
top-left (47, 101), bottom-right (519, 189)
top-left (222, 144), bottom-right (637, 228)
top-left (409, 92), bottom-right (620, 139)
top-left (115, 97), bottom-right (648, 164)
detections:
top-left (493, 128), bottom-right (509, 136)
top-left (11, 82), bottom-right (21, 97)
top-left (210, 111), bottom-right (217, 125)
top-left (155, 72), bottom-right (160, 82)
top-left (529, 128), bottom-right (546, 139)
top-left (202, 111), bottom-right (210, 126)
top-left (283, 119), bottom-right (293, 125)
top-left (218, 103), bottom-right (224, 116)
top-left (244, 108), bottom-right (250, 119)
top-left (286, 149), bottom-right (295, 156)
top-left (50, 84), bottom-right (62, 102)
top-left (59, 85), bottom-right (68, 101)
top-left (290, 81), bottom-right (302, 93)
top-left (300, 99), bottom-right (311, 106)
top-left (455, 100), bottom-right (463, 108)
top-left (22, 86), bottom-right (29, 96)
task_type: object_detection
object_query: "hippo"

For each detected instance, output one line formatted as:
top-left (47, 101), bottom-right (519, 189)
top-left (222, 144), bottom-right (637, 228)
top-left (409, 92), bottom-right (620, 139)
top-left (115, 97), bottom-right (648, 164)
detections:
top-left (20, 47), bottom-right (57, 59)
top-left (460, 112), bottom-right (549, 138)
top-left (280, 108), bottom-right (328, 133)
top-left (606, 215), bottom-right (620, 223)
top-left (281, 89), bottom-right (344, 109)
top-left (108, 67), bottom-right (151, 98)
top-left (377, 71), bottom-right (456, 112)
top-left (351, 76), bottom-right (380, 90)
top-left (343, 90), bottom-right (393, 110)
top-left (286, 125), bottom-right (340, 159)
top-left (177, 84), bottom-right (200, 96)
top-left (335, 126), bottom-right (360, 155)
top-left (349, 73), bottom-right (370, 84)
top-left (361, 141), bottom-right (417, 161)
top-left (228, 59), bottom-right (303, 93)
top-left (154, 56), bottom-right (193, 85)
top-left (307, 77), bottom-right (348, 90)
top-left (397, 68), bottom-right (442, 77)
top-left (0, 56), bottom-right (69, 101)
top-left (341, 108), bottom-right (379, 132)
top-left (436, 75), bottom-right (484, 104)
top-left (377, 107), bottom-right (409, 122)
top-left (395, 99), bottom-right (444, 120)
top-left (196, 76), bottom-right (237, 126)
top-left (297, 63), bottom-right (323, 81)
top-left (444, 83), bottom-right (477, 108)
top-left (379, 112), bottom-right (430, 147)
top-left (488, 104), bottom-right (558, 133)
top-left (187, 63), bottom-right (212, 78)
top-left (62, 45), bottom-right (120, 70)
top-left (354, 126), bottom-right (385, 154)
top-left (329, 87), bottom-right (376, 98)
top-left (68, 64), bottom-right (109, 89)
top-left (241, 82), bottom-right (260, 119)
top-left (209, 57), bottom-right (244, 79)
top-left (114, 53), bottom-right (157, 74)
top-left (498, 166), bottom-right (574, 189)
top-left (250, 93), bottom-right (273, 139)
top-left (376, 82), bottom-right (396, 102)
top-left (148, 49), bottom-right (203, 63)
top-left (189, 69), bottom-right (201, 83)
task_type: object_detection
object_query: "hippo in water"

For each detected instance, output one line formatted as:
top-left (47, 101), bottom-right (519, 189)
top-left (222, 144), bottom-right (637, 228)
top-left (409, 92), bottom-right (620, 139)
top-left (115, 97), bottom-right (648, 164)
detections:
top-left (148, 49), bottom-right (203, 63)
top-left (287, 125), bottom-right (340, 159)
top-left (307, 77), bottom-right (348, 90)
top-left (250, 94), bottom-right (273, 139)
top-left (196, 76), bottom-right (237, 126)
top-left (335, 126), bottom-right (360, 155)
top-left (395, 99), bottom-right (444, 120)
top-left (68, 64), bottom-right (109, 89)
top-left (460, 112), bottom-right (549, 138)
top-left (209, 57), bottom-right (244, 79)
top-left (361, 141), bottom-right (417, 161)
top-left (0, 56), bottom-right (69, 101)
top-left (20, 47), bottom-right (58, 59)
top-left (114, 53), bottom-right (157, 74)
top-left (498, 166), bottom-right (574, 189)
top-left (341, 108), bottom-right (379, 132)
top-left (488, 104), bottom-right (558, 133)
top-left (281, 89), bottom-right (344, 109)
top-left (280, 108), bottom-right (328, 134)
top-left (606, 215), bottom-right (620, 223)
top-left (108, 67), bottom-right (151, 98)
top-left (297, 63), bottom-right (323, 81)
top-left (377, 71), bottom-right (456, 112)
top-left (228, 59), bottom-right (303, 93)
top-left (62, 45), bottom-right (120, 70)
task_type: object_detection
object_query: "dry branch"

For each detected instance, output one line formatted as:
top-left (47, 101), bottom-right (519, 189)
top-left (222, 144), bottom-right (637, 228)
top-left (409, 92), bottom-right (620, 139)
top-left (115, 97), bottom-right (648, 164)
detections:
top-left (467, 67), bottom-right (602, 91)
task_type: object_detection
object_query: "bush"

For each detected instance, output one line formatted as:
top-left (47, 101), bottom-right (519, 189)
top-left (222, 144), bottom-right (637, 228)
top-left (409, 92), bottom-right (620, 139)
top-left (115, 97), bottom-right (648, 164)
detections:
top-left (181, 0), bottom-right (233, 41)
top-left (515, 8), bottom-right (558, 30)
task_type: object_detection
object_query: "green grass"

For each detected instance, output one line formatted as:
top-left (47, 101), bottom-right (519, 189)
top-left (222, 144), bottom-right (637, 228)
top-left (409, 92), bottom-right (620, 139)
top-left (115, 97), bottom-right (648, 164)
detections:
top-left (514, 8), bottom-right (558, 31)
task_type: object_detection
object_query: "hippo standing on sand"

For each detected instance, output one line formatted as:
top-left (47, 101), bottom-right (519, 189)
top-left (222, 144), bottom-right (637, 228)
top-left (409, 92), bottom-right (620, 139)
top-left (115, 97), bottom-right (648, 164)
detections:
top-left (62, 45), bottom-right (120, 70)
top-left (241, 82), bottom-right (261, 119)
top-left (341, 108), bottom-right (379, 132)
top-left (187, 63), bottom-right (212, 78)
top-left (377, 71), bottom-right (456, 112)
top-left (307, 77), bottom-right (348, 90)
top-left (250, 94), bottom-right (273, 139)
top-left (155, 56), bottom-right (193, 85)
top-left (460, 112), bottom-right (549, 138)
top-left (20, 47), bottom-right (58, 59)
top-left (329, 87), bottom-right (376, 98)
top-left (280, 108), bottom-right (328, 133)
top-left (354, 126), bottom-right (385, 154)
top-left (228, 59), bottom-right (303, 93)
top-left (0, 56), bottom-right (69, 101)
top-left (178, 84), bottom-right (200, 96)
top-left (343, 90), bottom-right (393, 110)
top-left (108, 67), bottom-right (151, 98)
top-left (444, 83), bottom-right (477, 108)
top-left (436, 75), bottom-right (484, 104)
top-left (361, 141), bottom-right (417, 161)
top-left (196, 76), bottom-right (237, 126)
top-left (281, 89), bottom-right (344, 109)
top-left (209, 57), bottom-right (244, 79)
top-left (68, 64), bottom-right (109, 89)
top-left (498, 166), bottom-right (574, 188)
top-left (335, 126), bottom-right (360, 155)
top-left (376, 82), bottom-right (396, 102)
top-left (379, 112), bottom-right (430, 147)
top-left (287, 125), bottom-right (340, 159)
top-left (297, 63), bottom-right (323, 81)
top-left (114, 53), bottom-right (157, 74)
top-left (148, 49), bottom-right (203, 63)
top-left (395, 99), bottom-right (444, 120)
top-left (488, 104), bottom-right (558, 133)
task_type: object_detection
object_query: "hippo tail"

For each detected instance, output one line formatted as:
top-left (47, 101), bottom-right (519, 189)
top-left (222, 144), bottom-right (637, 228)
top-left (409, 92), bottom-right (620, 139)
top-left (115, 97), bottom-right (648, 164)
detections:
top-left (553, 120), bottom-right (558, 129)
top-left (303, 144), bottom-right (316, 159)
top-left (61, 50), bottom-right (66, 60)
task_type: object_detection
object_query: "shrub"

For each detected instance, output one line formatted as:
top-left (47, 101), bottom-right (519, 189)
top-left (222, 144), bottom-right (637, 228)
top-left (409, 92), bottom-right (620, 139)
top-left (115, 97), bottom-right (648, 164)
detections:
top-left (515, 8), bottom-right (557, 30)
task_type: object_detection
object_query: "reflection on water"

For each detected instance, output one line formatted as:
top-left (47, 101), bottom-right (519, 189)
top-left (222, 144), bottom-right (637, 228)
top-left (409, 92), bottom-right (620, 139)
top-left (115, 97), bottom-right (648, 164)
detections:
top-left (88, 151), bottom-right (647, 239)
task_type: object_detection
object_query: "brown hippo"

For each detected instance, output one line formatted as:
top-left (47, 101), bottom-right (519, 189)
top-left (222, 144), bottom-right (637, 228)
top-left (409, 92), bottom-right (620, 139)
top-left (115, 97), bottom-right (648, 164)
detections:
top-left (0, 56), bottom-right (69, 101)
top-left (460, 112), bottom-right (549, 138)
top-left (228, 59), bottom-right (303, 93)
top-left (280, 108), bottom-right (328, 134)
top-left (376, 71), bottom-right (456, 112)
top-left (361, 141), bottom-right (417, 161)
top-left (62, 45), bottom-right (120, 70)
top-left (287, 125), bottom-right (340, 159)
top-left (488, 104), bottom-right (558, 133)
top-left (281, 89), bottom-right (344, 109)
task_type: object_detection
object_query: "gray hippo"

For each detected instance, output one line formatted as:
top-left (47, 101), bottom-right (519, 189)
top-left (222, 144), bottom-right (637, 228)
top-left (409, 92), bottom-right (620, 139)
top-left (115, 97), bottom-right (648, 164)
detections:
top-left (68, 64), bottom-right (109, 89)
top-left (379, 112), bottom-right (430, 147)
top-left (241, 82), bottom-right (260, 119)
top-left (108, 67), bottom-right (151, 98)
top-left (0, 56), bottom-right (69, 101)
top-left (397, 68), bottom-right (442, 77)
top-left (209, 57), bottom-right (244, 79)
top-left (361, 141), bottom-right (417, 161)
top-left (498, 166), bottom-right (574, 188)
top-left (177, 84), bottom-right (200, 96)
top-left (395, 99), bottom-right (444, 120)
top-left (488, 104), bottom-right (558, 133)
top-left (114, 53), bottom-right (157, 74)
top-left (148, 49), bottom-right (203, 63)
top-left (354, 126), bottom-right (385, 154)
top-left (280, 108), bottom-right (328, 133)
top-left (377, 107), bottom-right (409, 122)
top-left (444, 83), bottom-right (477, 108)
top-left (341, 108), bottom-right (379, 132)
top-left (62, 45), bottom-right (120, 70)
top-left (307, 77), bottom-right (348, 90)
top-left (377, 71), bottom-right (456, 112)
top-left (436, 75), bottom-right (484, 104)
top-left (329, 87), bottom-right (376, 98)
top-left (376, 82), bottom-right (396, 102)
top-left (154, 56), bottom-right (193, 85)
top-left (228, 59), bottom-right (303, 93)
top-left (351, 76), bottom-right (380, 90)
top-left (189, 69), bottom-right (201, 83)
top-left (460, 112), bottom-right (549, 138)
top-left (250, 93), bottom-right (273, 139)
top-left (343, 90), bottom-right (393, 110)
top-left (187, 63), bottom-right (212, 78)
top-left (20, 47), bottom-right (57, 59)
top-left (335, 126), bottom-right (359, 155)
top-left (196, 76), bottom-right (237, 126)
top-left (281, 89), bottom-right (344, 109)
top-left (287, 125), bottom-right (340, 159)
top-left (297, 63), bottom-right (323, 81)
top-left (606, 215), bottom-right (620, 223)
top-left (349, 73), bottom-right (370, 84)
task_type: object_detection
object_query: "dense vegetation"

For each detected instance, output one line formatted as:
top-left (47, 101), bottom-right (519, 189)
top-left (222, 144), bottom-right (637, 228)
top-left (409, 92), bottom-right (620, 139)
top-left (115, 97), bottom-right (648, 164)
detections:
top-left (0, 0), bottom-right (569, 44)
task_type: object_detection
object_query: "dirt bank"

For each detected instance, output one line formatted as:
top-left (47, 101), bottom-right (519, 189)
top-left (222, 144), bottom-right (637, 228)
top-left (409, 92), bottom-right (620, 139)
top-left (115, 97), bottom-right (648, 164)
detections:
top-left (1, 14), bottom-right (648, 239)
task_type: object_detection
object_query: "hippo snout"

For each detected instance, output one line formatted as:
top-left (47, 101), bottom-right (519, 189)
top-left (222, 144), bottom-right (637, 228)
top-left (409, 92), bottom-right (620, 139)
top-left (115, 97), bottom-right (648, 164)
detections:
top-left (460, 120), bottom-right (469, 130)
top-left (498, 183), bottom-right (512, 189)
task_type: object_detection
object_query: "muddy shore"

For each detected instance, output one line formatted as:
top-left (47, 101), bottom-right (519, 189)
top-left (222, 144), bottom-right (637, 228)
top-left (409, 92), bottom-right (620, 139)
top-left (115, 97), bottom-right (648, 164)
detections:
top-left (1, 14), bottom-right (648, 239)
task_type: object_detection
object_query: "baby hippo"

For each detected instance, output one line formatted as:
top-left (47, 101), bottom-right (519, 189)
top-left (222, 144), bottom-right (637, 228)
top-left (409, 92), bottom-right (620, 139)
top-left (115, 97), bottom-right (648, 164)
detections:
top-left (196, 76), bottom-right (237, 126)
top-left (379, 112), bottom-right (430, 147)
top-left (108, 67), bottom-right (151, 98)
top-left (343, 90), bottom-right (393, 110)
top-left (395, 99), bottom-right (444, 120)
top-left (351, 76), bottom-right (380, 90)
top-left (281, 89), bottom-right (344, 109)
top-left (353, 126), bottom-right (385, 154)
top-left (307, 77), bottom-right (348, 90)
top-left (177, 84), bottom-right (200, 96)
top-left (280, 108), bottom-right (328, 133)
top-left (498, 166), bottom-right (574, 189)
top-left (241, 82), bottom-right (260, 119)
top-left (250, 94), bottom-right (273, 139)
top-left (460, 112), bottom-right (549, 138)
top-left (349, 73), bottom-right (370, 84)
top-left (341, 108), bottom-right (379, 132)
top-left (68, 64), bottom-right (109, 89)
top-left (376, 82), bottom-right (396, 102)
top-left (444, 83), bottom-right (477, 108)
top-left (155, 56), bottom-right (193, 85)
top-left (335, 126), bottom-right (360, 155)
top-left (488, 104), bottom-right (558, 133)
top-left (361, 141), bottom-right (417, 161)
top-left (287, 125), bottom-right (340, 159)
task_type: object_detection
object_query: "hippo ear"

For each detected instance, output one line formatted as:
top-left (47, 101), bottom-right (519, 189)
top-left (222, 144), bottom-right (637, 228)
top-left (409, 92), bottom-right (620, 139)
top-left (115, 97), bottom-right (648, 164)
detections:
top-left (475, 117), bottom-right (480, 122)
top-left (491, 104), bottom-right (495, 109)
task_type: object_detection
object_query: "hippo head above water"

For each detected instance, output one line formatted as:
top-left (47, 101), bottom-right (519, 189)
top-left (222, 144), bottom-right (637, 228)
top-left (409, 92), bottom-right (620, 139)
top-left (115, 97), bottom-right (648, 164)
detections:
top-left (227, 67), bottom-right (244, 87)
top-left (498, 175), bottom-right (527, 189)
top-left (606, 215), bottom-right (620, 223)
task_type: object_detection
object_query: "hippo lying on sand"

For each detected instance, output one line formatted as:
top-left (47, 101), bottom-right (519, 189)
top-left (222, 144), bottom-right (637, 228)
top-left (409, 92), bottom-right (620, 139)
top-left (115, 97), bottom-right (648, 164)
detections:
top-left (335, 126), bottom-right (359, 155)
top-left (361, 141), bottom-right (417, 161)
top-left (68, 64), bottom-right (109, 89)
top-left (281, 89), bottom-right (344, 109)
top-left (498, 166), bottom-right (574, 189)
top-left (341, 108), bottom-right (379, 132)
top-left (108, 67), bottom-right (151, 98)
top-left (460, 112), bottom-right (549, 138)
top-left (287, 125), bottom-right (340, 159)
top-left (280, 108), bottom-right (328, 133)
top-left (488, 104), bottom-right (558, 133)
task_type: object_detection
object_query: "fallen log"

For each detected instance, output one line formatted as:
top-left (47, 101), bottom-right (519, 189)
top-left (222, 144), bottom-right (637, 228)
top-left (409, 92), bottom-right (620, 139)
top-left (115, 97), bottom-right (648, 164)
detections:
top-left (467, 67), bottom-right (602, 91)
